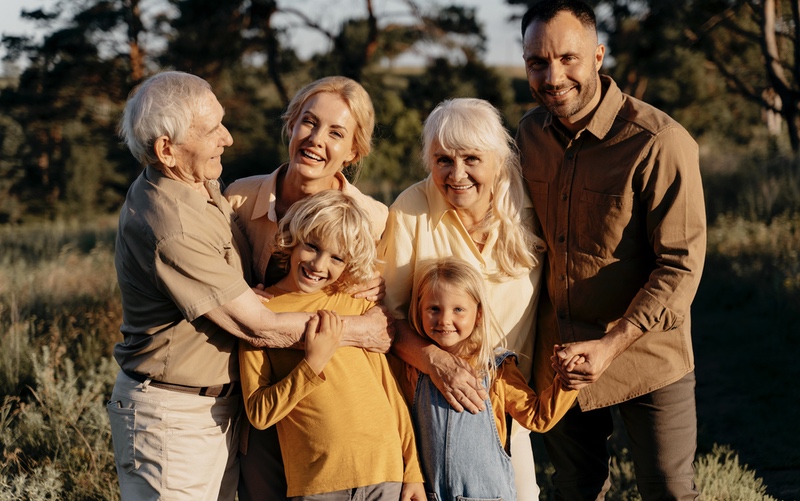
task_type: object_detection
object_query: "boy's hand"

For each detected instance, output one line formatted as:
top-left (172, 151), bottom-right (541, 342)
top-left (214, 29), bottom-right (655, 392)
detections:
top-left (304, 310), bottom-right (343, 375)
top-left (401, 482), bottom-right (426, 501)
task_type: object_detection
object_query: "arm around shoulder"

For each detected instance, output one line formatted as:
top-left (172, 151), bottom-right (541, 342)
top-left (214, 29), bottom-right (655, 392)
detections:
top-left (205, 288), bottom-right (311, 348)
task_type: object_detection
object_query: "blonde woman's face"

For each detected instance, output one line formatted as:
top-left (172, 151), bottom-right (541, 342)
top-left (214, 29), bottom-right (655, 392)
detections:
top-left (429, 142), bottom-right (499, 217)
top-left (287, 92), bottom-right (357, 183)
top-left (419, 283), bottom-right (479, 353)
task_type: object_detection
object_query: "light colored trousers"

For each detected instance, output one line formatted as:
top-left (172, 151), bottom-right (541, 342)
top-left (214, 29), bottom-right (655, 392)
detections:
top-left (511, 422), bottom-right (540, 501)
top-left (107, 370), bottom-right (242, 501)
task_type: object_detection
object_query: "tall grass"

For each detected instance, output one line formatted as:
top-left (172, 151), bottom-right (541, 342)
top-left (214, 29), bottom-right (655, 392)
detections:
top-left (1, 218), bottom-right (121, 500)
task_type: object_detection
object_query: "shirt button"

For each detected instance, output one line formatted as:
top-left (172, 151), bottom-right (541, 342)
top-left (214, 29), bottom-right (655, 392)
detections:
top-left (561, 194), bottom-right (567, 201)
top-left (559, 274), bottom-right (565, 281)
top-left (557, 235), bottom-right (565, 243)
top-left (566, 151), bottom-right (574, 160)
top-left (558, 312), bottom-right (566, 320)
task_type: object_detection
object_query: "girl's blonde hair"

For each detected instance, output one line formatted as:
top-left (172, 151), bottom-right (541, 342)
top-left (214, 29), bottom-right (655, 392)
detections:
top-left (282, 76), bottom-right (375, 180)
top-left (409, 257), bottom-right (503, 382)
top-left (271, 190), bottom-right (377, 293)
top-left (422, 98), bottom-right (544, 280)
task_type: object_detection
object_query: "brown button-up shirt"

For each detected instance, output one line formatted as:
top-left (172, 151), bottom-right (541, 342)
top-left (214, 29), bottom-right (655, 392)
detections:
top-left (114, 166), bottom-right (252, 386)
top-left (517, 76), bottom-right (707, 410)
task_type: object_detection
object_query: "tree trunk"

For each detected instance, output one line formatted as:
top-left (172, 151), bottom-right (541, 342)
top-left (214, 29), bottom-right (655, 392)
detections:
top-left (123, 0), bottom-right (145, 83)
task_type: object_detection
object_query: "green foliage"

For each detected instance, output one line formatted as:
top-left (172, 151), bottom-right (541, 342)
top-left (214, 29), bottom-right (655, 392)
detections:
top-left (0, 463), bottom-right (63, 501)
top-left (696, 445), bottom-right (778, 501)
top-left (1, 349), bottom-right (119, 501)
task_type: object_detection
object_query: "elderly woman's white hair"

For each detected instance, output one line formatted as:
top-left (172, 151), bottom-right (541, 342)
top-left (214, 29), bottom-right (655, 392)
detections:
top-left (118, 71), bottom-right (212, 166)
top-left (421, 98), bottom-right (543, 279)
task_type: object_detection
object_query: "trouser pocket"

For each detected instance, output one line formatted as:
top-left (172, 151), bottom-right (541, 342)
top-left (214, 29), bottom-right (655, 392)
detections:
top-left (107, 400), bottom-right (137, 473)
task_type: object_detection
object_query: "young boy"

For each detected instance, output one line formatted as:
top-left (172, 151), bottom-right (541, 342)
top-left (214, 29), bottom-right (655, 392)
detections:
top-left (238, 190), bottom-right (424, 501)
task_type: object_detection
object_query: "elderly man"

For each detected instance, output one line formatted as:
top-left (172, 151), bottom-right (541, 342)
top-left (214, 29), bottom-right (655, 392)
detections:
top-left (106, 71), bottom-right (391, 501)
top-left (516, 1), bottom-right (706, 500)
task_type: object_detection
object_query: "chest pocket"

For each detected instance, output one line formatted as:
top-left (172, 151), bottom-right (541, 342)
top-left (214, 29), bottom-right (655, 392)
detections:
top-left (576, 189), bottom-right (634, 258)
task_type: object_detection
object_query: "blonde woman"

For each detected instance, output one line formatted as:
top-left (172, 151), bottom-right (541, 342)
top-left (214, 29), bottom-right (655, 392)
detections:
top-left (226, 77), bottom-right (390, 501)
top-left (226, 76), bottom-right (387, 298)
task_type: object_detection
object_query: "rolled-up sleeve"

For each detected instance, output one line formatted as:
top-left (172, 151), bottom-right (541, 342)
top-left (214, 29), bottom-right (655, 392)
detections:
top-left (624, 126), bottom-right (707, 333)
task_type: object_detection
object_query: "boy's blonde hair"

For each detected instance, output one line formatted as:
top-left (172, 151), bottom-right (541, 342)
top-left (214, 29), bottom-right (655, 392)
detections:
top-left (271, 190), bottom-right (377, 293)
top-left (409, 257), bottom-right (503, 382)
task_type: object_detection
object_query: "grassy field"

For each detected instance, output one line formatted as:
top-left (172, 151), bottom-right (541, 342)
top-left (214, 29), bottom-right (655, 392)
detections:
top-left (1, 153), bottom-right (798, 499)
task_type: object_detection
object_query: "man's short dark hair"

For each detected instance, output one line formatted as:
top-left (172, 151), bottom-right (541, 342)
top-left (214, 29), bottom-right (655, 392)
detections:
top-left (521, 0), bottom-right (597, 38)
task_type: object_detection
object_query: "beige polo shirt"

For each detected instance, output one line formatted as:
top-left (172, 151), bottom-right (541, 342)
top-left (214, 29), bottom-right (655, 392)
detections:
top-left (114, 166), bottom-right (252, 386)
top-left (225, 164), bottom-right (389, 285)
top-left (378, 176), bottom-right (542, 379)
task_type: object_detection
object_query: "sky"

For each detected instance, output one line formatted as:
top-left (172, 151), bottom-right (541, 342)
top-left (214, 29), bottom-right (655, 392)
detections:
top-left (0, 0), bottom-right (528, 68)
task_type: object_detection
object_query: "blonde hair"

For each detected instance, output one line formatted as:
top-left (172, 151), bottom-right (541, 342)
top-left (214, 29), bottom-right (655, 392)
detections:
top-left (422, 98), bottom-right (543, 280)
top-left (282, 76), bottom-right (375, 178)
top-left (409, 257), bottom-right (503, 382)
top-left (271, 190), bottom-right (377, 293)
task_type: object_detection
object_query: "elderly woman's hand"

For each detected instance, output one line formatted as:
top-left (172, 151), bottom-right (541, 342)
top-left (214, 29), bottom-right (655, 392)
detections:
top-left (350, 272), bottom-right (385, 302)
top-left (429, 350), bottom-right (489, 414)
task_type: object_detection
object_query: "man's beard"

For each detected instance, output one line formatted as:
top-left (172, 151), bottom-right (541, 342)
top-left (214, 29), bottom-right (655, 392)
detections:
top-left (531, 75), bottom-right (598, 119)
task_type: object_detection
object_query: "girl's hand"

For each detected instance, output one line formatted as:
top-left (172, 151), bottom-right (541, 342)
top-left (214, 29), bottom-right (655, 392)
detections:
top-left (350, 272), bottom-right (385, 302)
top-left (401, 482), bottom-right (426, 501)
top-left (304, 310), bottom-right (343, 375)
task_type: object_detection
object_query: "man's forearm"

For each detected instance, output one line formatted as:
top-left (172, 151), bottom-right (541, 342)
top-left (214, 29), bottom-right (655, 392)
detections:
top-left (602, 317), bottom-right (646, 360)
top-left (205, 289), bottom-right (310, 348)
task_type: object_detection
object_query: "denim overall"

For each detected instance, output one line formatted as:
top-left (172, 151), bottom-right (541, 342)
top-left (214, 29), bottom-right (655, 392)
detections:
top-left (412, 351), bottom-right (517, 501)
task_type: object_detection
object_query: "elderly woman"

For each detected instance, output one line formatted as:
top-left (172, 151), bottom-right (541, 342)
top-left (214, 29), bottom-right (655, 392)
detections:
top-left (224, 76), bottom-right (389, 501)
top-left (107, 71), bottom-right (391, 501)
top-left (225, 76), bottom-right (387, 296)
top-left (379, 98), bottom-right (546, 499)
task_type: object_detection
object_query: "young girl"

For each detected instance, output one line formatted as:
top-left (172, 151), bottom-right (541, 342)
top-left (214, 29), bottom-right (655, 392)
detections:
top-left (238, 190), bottom-right (424, 501)
top-left (403, 257), bottom-right (579, 501)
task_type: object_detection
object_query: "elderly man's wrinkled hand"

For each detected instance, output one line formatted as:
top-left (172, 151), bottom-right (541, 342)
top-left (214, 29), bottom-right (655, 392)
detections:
top-left (358, 305), bottom-right (395, 353)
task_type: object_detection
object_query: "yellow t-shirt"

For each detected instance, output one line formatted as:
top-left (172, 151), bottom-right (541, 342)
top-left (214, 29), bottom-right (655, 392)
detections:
top-left (239, 288), bottom-right (423, 497)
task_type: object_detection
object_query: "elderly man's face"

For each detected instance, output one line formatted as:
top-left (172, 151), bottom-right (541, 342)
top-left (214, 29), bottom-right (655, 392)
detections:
top-left (173, 90), bottom-right (234, 184)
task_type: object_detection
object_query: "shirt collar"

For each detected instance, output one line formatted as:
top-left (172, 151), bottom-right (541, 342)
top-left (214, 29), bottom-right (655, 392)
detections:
top-left (584, 75), bottom-right (622, 140)
top-left (250, 165), bottom-right (354, 223)
top-left (542, 74), bottom-right (623, 141)
top-left (250, 164), bottom-right (284, 222)
top-left (144, 165), bottom-right (209, 213)
top-left (424, 175), bottom-right (455, 229)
